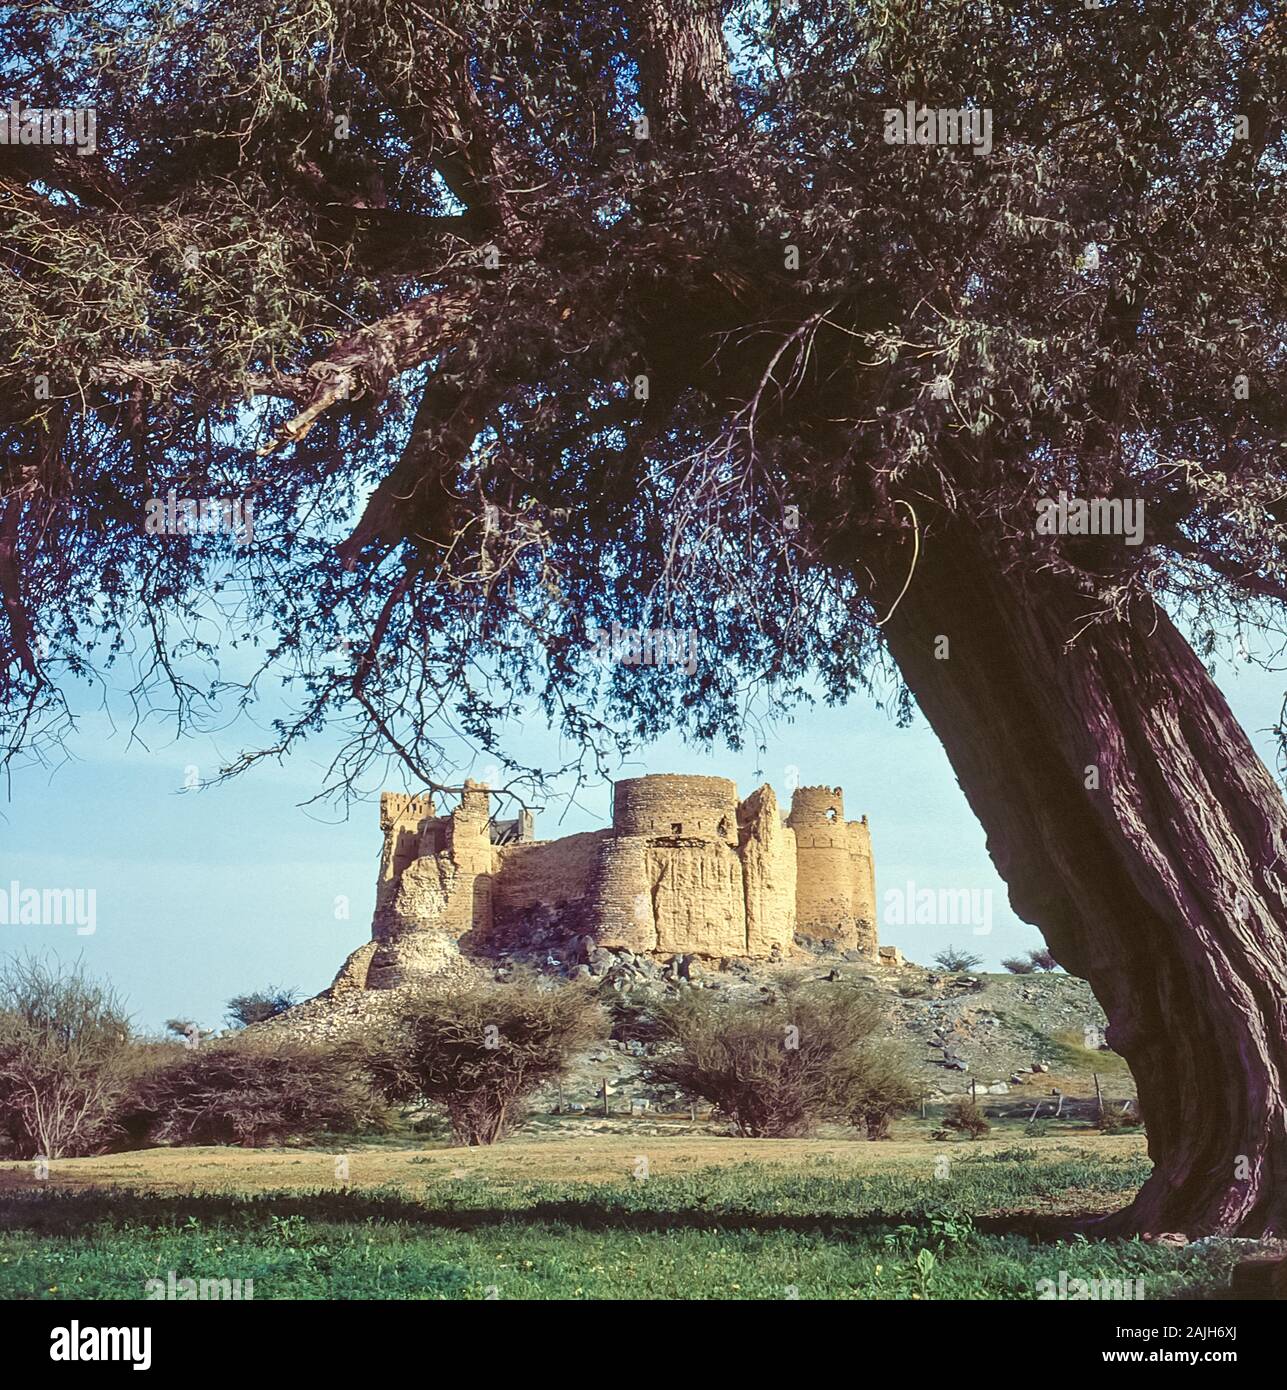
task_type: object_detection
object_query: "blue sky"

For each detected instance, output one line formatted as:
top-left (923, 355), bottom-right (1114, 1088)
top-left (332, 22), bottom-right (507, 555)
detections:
top-left (3, 629), bottom-right (1283, 1034)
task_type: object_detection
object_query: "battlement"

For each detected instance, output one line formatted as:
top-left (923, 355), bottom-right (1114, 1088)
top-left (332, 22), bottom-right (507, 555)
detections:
top-left (788, 785), bottom-right (845, 826)
top-left (457, 778), bottom-right (492, 820)
top-left (379, 791), bottom-right (435, 830)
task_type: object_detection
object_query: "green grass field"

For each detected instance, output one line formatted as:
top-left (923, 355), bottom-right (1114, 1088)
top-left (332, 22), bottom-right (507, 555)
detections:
top-left (0, 1134), bottom-right (1243, 1300)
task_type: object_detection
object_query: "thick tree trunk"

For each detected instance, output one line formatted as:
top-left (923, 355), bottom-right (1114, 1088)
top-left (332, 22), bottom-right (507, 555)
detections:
top-left (633, 2), bottom-right (732, 137)
top-left (869, 511), bottom-right (1287, 1235)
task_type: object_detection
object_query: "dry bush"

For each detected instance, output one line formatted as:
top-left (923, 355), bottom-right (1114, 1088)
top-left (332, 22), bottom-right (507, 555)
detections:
top-left (371, 977), bottom-right (606, 1145)
top-left (1001, 956), bottom-right (1037, 974)
top-left (853, 1049), bottom-right (921, 1139)
top-left (943, 1098), bottom-right (991, 1139)
top-left (224, 985), bottom-right (299, 1028)
top-left (645, 986), bottom-right (915, 1138)
top-left (127, 1037), bottom-right (388, 1147)
top-left (933, 947), bottom-right (983, 973)
top-left (0, 955), bottom-right (133, 1159)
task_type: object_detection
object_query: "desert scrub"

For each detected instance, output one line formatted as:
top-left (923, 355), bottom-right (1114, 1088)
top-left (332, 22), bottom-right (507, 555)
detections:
top-left (644, 985), bottom-right (916, 1138)
top-left (367, 976), bottom-right (607, 1146)
top-left (124, 1039), bottom-right (389, 1147)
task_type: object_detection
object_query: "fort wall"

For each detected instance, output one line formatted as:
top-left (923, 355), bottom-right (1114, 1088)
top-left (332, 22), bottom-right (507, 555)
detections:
top-left (589, 835), bottom-right (657, 952)
top-left (739, 784), bottom-right (797, 956)
top-left (647, 841), bottom-right (746, 956)
top-left (493, 832), bottom-right (611, 918)
top-left (363, 772), bottom-right (881, 984)
top-left (848, 817), bottom-right (879, 955)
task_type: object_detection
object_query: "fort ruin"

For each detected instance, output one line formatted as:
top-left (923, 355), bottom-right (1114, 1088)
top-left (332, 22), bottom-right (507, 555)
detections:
top-left (334, 774), bottom-right (886, 991)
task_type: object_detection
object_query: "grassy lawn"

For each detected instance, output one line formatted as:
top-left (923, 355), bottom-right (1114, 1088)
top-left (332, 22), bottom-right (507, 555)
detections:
top-left (0, 1130), bottom-right (1242, 1300)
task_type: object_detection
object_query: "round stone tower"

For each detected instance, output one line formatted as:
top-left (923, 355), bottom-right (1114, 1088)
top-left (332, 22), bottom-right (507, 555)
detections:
top-left (788, 785), bottom-right (855, 943)
top-left (612, 774), bottom-right (740, 843)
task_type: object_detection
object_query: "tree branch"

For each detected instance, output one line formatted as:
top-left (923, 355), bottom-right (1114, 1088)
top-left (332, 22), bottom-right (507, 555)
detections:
top-left (257, 286), bottom-right (480, 455)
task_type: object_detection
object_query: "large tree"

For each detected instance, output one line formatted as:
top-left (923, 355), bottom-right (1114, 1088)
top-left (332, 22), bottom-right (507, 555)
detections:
top-left (1, 1), bottom-right (1284, 1234)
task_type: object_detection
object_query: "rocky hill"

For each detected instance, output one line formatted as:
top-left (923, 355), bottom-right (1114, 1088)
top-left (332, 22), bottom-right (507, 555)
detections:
top-left (264, 945), bottom-right (1131, 1128)
top-left (535, 950), bottom-right (1129, 1122)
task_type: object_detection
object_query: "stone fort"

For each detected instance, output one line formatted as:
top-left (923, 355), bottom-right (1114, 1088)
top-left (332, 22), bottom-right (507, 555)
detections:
top-left (339, 774), bottom-right (884, 990)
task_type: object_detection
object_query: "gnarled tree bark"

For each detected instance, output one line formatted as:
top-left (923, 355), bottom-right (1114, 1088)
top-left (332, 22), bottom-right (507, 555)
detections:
top-left (868, 508), bottom-right (1287, 1235)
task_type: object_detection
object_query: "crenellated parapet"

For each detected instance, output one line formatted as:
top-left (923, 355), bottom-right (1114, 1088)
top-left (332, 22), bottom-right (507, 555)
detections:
top-left (787, 785), bottom-right (846, 827)
top-left (380, 791), bottom-right (435, 831)
top-left (612, 774), bottom-right (739, 841)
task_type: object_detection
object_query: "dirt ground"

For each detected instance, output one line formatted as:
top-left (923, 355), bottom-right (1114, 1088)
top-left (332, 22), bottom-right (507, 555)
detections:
top-left (0, 1129), bottom-right (1149, 1194)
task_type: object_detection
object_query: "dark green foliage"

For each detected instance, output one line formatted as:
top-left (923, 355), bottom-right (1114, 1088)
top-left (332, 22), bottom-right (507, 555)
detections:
top-left (933, 947), bottom-right (983, 973)
top-left (0, 4), bottom-right (1280, 799)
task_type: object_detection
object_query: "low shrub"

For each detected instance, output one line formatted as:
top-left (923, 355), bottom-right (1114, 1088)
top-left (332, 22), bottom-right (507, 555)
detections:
top-left (225, 986), bottom-right (300, 1028)
top-left (853, 1051), bottom-right (921, 1139)
top-left (127, 1039), bottom-right (388, 1147)
top-left (943, 1098), bottom-right (991, 1140)
top-left (0, 955), bottom-right (133, 1159)
top-left (1001, 957), bottom-right (1036, 974)
top-left (370, 976), bottom-right (607, 1145)
top-left (933, 947), bottom-right (983, 973)
top-left (644, 985), bottom-right (916, 1138)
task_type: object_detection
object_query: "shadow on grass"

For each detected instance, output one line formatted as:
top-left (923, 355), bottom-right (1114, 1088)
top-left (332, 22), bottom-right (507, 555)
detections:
top-left (0, 1184), bottom-right (1106, 1246)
